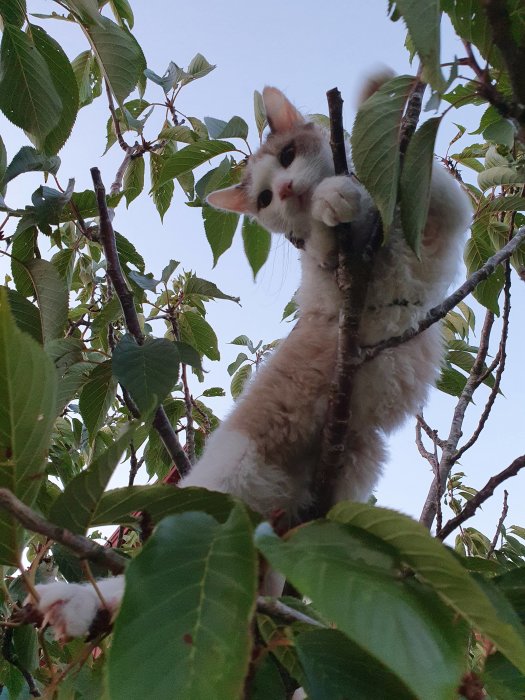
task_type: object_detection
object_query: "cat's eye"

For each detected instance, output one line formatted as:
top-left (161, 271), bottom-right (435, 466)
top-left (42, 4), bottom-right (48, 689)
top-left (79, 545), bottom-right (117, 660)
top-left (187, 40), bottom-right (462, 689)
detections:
top-left (257, 189), bottom-right (273, 209)
top-left (279, 143), bottom-right (295, 168)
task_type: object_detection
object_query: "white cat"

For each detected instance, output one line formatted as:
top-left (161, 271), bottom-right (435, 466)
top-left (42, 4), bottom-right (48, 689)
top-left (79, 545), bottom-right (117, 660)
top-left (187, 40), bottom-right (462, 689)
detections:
top-left (30, 85), bottom-right (471, 638)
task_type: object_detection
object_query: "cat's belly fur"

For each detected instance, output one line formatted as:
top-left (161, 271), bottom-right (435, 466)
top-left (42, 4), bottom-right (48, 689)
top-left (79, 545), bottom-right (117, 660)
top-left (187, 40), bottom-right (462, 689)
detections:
top-left (181, 309), bottom-right (442, 515)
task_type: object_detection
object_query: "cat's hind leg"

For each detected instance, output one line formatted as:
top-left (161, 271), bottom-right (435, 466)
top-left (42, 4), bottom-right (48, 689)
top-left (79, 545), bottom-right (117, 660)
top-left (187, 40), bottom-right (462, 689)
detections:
top-left (332, 428), bottom-right (387, 505)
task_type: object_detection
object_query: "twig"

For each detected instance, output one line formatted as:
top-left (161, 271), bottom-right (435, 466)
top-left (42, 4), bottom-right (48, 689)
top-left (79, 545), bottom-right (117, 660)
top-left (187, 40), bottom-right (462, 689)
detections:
top-left (454, 263), bottom-right (511, 461)
top-left (0, 488), bottom-right (127, 575)
top-left (422, 309), bottom-right (495, 530)
top-left (488, 489), bottom-right (509, 558)
top-left (105, 80), bottom-right (131, 152)
top-left (438, 457), bottom-right (525, 541)
top-left (364, 227), bottom-right (525, 363)
top-left (256, 597), bottom-right (325, 628)
top-left (90, 168), bottom-right (191, 478)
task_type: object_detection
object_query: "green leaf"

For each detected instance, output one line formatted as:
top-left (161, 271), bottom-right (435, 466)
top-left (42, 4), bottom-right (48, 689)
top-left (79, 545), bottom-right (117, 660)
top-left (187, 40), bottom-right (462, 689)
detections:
top-left (204, 115), bottom-right (248, 140)
top-left (203, 205), bottom-right (239, 266)
top-left (0, 24), bottom-right (62, 151)
top-left (127, 270), bottom-right (159, 292)
top-left (108, 506), bottom-right (257, 699)
top-left (160, 259), bottom-right (179, 283)
top-left (437, 364), bottom-right (468, 397)
top-left (295, 629), bottom-right (416, 700)
top-left (484, 652), bottom-right (525, 700)
top-left (4, 287), bottom-right (42, 344)
top-left (30, 25), bottom-right (79, 155)
top-left (395, 0), bottom-right (444, 91)
top-left (242, 216), bottom-right (271, 279)
top-left (464, 226), bottom-right (504, 314)
top-left (227, 352), bottom-right (248, 377)
top-left (63, 0), bottom-right (103, 25)
top-left (231, 363), bottom-right (252, 399)
top-left (56, 362), bottom-right (94, 415)
top-left (0, 0), bottom-right (26, 27)
top-left (25, 258), bottom-right (69, 342)
top-left (184, 52), bottom-right (216, 83)
top-left (92, 484), bottom-right (238, 527)
top-left (51, 248), bottom-right (76, 291)
top-left (483, 119), bottom-right (516, 149)
top-left (328, 503), bottom-right (525, 675)
top-left (179, 311), bottom-right (219, 361)
top-left (150, 151), bottom-right (174, 221)
top-left (157, 141), bottom-right (237, 188)
top-left (442, 0), bottom-right (502, 70)
top-left (79, 361), bottom-right (117, 439)
top-left (72, 49), bottom-right (102, 108)
top-left (2, 146), bottom-right (60, 188)
top-left (253, 90), bottom-right (267, 139)
top-left (173, 341), bottom-right (203, 371)
top-left (50, 423), bottom-right (136, 535)
top-left (251, 655), bottom-right (286, 700)
top-left (183, 275), bottom-right (239, 303)
top-left (112, 335), bottom-right (180, 413)
top-left (202, 387), bottom-right (225, 397)
top-left (351, 75), bottom-right (415, 233)
top-left (110, 0), bottom-right (134, 28)
top-left (400, 117), bottom-right (441, 254)
top-left (255, 520), bottom-right (466, 700)
top-left (11, 227), bottom-right (37, 296)
top-left (478, 166), bottom-right (525, 191)
top-left (123, 155), bottom-right (145, 206)
top-left (84, 15), bottom-right (144, 106)
top-left (0, 287), bottom-right (57, 565)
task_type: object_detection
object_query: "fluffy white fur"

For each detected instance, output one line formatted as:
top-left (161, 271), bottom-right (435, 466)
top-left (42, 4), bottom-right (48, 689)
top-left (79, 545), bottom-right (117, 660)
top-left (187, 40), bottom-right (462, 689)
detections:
top-left (31, 83), bottom-right (471, 639)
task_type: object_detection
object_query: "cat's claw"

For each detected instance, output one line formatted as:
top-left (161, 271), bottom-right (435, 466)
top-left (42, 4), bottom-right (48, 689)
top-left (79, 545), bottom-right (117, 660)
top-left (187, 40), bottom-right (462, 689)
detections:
top-left (311, 175), bottom-right (361, 227)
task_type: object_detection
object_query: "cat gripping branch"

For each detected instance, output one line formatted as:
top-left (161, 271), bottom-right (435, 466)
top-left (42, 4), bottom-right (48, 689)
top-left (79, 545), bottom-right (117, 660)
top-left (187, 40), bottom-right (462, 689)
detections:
top-left (29, 84), bottom-right (471, 639)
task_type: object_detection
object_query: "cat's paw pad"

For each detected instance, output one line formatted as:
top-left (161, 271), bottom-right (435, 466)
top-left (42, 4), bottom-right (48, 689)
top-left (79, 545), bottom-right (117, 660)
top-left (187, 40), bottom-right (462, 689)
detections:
top-left (311, 175), bottom-right (361, 227)
top-left (30, 582), bottom-right (100, 640)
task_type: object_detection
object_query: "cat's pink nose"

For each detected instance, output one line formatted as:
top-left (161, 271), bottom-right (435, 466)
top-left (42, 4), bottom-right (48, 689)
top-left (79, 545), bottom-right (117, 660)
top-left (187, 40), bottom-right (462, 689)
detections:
top-left (278, 180), bottom-right (294, 200)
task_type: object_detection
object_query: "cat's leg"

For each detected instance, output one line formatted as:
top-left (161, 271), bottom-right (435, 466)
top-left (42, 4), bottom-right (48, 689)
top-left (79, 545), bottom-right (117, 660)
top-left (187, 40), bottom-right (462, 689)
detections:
top-left (311, 174), bottom-right (362, 227)
top-left (30, 575), bottom-right (125, 641)
top-left (333, 428), bottom-right (388, 505)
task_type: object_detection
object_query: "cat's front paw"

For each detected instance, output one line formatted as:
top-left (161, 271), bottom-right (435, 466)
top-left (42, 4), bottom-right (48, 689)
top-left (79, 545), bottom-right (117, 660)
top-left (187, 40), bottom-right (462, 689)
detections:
top-left (311, 175), bottom-right (361, 227)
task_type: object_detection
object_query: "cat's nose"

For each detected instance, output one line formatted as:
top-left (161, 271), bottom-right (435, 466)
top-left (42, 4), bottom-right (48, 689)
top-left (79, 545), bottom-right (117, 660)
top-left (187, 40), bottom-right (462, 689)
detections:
top-left (278, 180), bottom-right (294, 200)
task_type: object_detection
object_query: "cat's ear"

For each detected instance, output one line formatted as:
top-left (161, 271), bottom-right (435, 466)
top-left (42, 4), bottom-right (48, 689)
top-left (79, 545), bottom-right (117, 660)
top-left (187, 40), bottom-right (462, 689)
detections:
top-left (207, 185), bottom-right (251, 213)
top-left (263, 87), bottom-right (305, 133)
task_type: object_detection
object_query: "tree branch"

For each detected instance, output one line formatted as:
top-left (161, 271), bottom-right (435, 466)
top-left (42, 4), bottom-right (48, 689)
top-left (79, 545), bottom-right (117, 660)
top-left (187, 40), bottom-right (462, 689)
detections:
top-left (0, 489), bottom-right (127, 575)
top-left (421, 309), bottom-right (495, 530)
top-left (90, 167), bottom-right (192, 477)
top-left (437, 457), bottom-right (525, 541)
top-left (364, 227), bottom-right (525, 363)
top-left (256, 596), bottom-right (325, 629)
top-left (481, 0), bottom-right (525, 125)
top-left (313, 88), bottom-right (382, 516)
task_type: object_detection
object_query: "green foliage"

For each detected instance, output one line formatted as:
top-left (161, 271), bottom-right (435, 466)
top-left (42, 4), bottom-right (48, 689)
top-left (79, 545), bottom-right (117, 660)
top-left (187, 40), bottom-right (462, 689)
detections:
top-left (0, 2), bottom-right (525, 698)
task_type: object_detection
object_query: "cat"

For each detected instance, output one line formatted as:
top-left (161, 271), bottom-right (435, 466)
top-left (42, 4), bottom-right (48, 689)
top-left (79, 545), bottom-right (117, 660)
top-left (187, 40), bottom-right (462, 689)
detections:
top-left (29, 83), bottom-right (471, 639)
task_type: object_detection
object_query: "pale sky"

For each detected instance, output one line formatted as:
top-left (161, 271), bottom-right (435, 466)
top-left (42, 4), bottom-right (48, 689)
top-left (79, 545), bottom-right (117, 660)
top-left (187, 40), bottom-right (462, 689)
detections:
top-left (1, 1), bottom-right (524, 540)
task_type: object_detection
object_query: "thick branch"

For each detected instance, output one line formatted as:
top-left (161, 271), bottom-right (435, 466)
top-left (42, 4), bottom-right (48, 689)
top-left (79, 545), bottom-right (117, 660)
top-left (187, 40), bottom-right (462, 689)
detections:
top-left (90, 168), bottom-right (191, 477)
top-left (437, 456), bottom-right (525, 541)
top-left (314, 89), bottom-right (380, 516)
top-left (0, 489), bottom-right (126, 575)
top-left (364, 227), bottom-right (525, 363)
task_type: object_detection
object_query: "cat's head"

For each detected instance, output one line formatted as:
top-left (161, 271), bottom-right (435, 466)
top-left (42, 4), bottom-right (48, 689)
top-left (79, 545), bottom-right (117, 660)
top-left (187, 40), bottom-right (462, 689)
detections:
top-left (207, 87), bottom-right (333, 239)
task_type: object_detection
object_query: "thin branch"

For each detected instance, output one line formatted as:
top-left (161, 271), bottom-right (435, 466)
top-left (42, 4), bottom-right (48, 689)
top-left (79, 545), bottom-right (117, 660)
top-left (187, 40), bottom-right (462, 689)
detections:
top-left (454, 263), bottom-right (511, 461)
top-left (422, 309), bottom-right (495, 530)
top-left (488, 489), bottom-right (508, 558)
top-left (0, 489), bottom-right (127, 575)
top-left (105, 80), bottom-right (131, 152)
top-left (90, 168), bottom-right (192, 477)
top-left (256, 597), bottom-right (325, 629)
top-left (437, 456), bottom-right (525, 541)
top-left (364, 226), bottom-right (525, 363)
